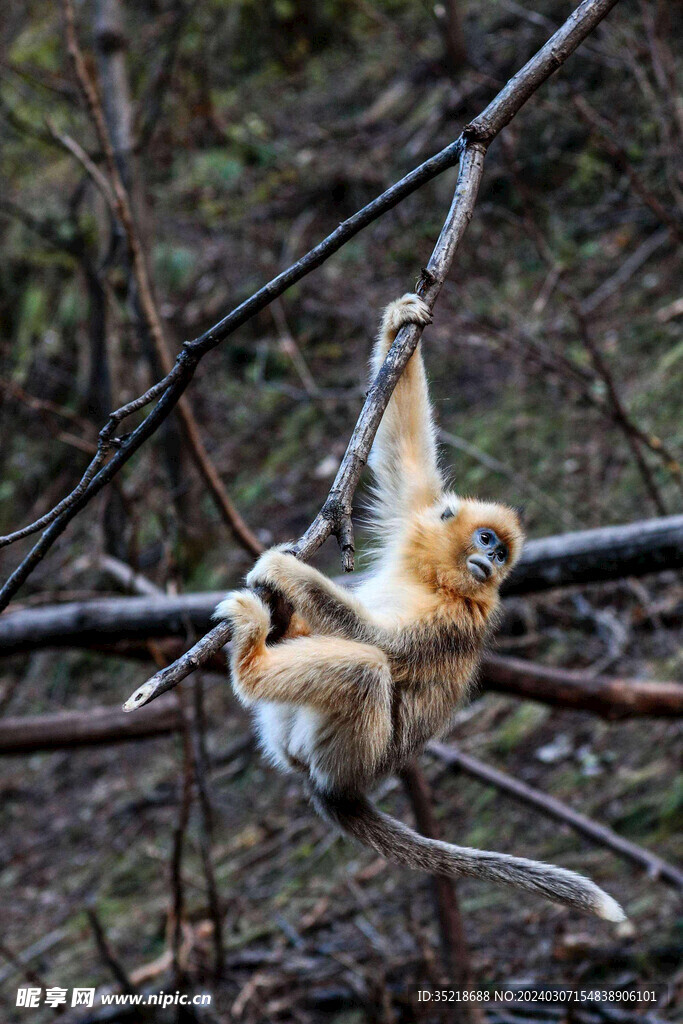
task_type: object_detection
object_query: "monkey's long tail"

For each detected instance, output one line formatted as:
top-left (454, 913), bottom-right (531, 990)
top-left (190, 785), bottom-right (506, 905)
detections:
top-left (312, 789), bottom-right (625, 922)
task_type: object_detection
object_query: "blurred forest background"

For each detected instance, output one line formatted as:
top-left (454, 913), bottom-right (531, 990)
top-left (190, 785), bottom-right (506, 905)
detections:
top-left (0, 0), bottom-right (681, 1021)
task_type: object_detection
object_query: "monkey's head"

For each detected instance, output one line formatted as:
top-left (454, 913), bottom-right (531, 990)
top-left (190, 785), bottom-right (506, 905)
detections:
top-left (407, 496), bottom-right (524, 600)
top-left (441, 497), bottom-right (524, 596)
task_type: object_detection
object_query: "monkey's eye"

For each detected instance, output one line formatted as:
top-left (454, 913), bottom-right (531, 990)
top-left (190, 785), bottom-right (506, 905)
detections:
top-left (479, 531), bottom-right (492, 545)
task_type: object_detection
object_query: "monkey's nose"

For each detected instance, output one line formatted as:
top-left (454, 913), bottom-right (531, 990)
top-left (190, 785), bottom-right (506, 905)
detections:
top-left (467, 555), bottom-right (492, 582)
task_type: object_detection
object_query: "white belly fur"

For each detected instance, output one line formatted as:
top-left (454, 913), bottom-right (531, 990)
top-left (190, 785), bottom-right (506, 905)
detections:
top-left (254, 702), bottom-right (325, 775)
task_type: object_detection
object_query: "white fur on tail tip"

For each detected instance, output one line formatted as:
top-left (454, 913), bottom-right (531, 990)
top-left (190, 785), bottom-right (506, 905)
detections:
top-left (596, 891), bottom-right (627, 923)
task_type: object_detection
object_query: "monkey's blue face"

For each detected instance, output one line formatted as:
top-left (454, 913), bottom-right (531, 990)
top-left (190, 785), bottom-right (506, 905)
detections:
top-left (467, 528), bottom-right (509, 582)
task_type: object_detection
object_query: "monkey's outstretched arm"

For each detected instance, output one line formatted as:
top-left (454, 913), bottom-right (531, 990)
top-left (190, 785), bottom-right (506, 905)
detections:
top-left (368, 294), bottom-right (443, 526)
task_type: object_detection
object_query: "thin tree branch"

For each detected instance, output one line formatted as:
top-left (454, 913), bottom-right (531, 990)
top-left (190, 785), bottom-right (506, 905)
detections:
top-left (47, 123), bottom-right (117, 213)
top-left (170, 691), bottom-right (193, 986)
top-left (189, 674), bottom-right (225, 979)
top-left (477, 314), bottom-right (682, 489)
top-left (428, 741), bottom-right (683, 889)
top-left (86, 908), bottom-right (136, 995)
top-left (438, 428), bottom-right (578, 528)
top-left (0, 377), bottom-right (94, 436)
top-left (0, 0), bottom-right (623, 610)
top-left (563, 292), bottom-right (669, 514)
top-left (572, 93), bottom-right (683, 242)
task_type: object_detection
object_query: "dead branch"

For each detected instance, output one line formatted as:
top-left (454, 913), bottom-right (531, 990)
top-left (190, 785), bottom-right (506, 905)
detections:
top-left (478, 314), bottom-right (682, 488)
top-left (0, 0), bottom-right (623, 611)
top-left (169, 692), bottom-right (193, 984)
top-left (0, 699), bottom-right (183, 754)
top-left (428, 742), bottom-right (683, 889)
top-left (438, 428), bottom-right (578, 528)
top-left (0, 939), bottom-right (52, 997)
top-left (563, 292), bottom-right (668, 514)
top-left (72, 553), bottom-right (163, 597)
top-left (580, 225), bottom-right (670, 316)
top-left (189, 674), bottom-right (225, 979)
top-left (482, 654), bottom-right (683, 719)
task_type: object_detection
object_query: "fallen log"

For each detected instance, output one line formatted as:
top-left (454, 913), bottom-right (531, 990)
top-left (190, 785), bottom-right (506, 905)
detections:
top-left (1, 516), bottom-right (682, 655)
top-left (482, 654), bottom-right (683, 719)
top-left (2, 655), bottom-right (680, 756)
top-left (502, 514), bottom-right (683, 595)
top-left (0, 698), bottom-right (182, 754)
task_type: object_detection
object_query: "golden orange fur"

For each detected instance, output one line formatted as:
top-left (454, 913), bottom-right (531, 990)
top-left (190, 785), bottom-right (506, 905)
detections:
top-left (215, 294), bottom-right (624, 922)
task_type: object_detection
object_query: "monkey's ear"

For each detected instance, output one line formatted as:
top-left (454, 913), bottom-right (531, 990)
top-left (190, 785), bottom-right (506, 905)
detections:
top-left (511, 504), bottom-right (528, 526)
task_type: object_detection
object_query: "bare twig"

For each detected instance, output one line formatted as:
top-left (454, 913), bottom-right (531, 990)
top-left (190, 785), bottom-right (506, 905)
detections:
top-left (47, 124), bottom-right (117, 212)
top-left (0, 0), bottom-right (623, 610)
top-left (563, 292), bottom-right (669, 514)
top-left (72, 553), bottom-right (163, 597)
top-left (0, 939), bottom-right (52, 997)
top-left (170, 692), bottom-right (194, 984)
top-left (190, 674), bottom-right (225, 979)
top-left (428, 742), bottom-right (683, 889)
top-left (60, 0), bottom-right (263, 558)
top-left (135, 1), bottom-right (190, 154)
top-left (86, 907), bottom-right (135, 995)
top-left (0, 931), bottom-right (67, 988)
top-left (0, 377), bottom-right (94, 436)
top-left (476, 317), bottom-right (682, 489)
top-left (572, 93), bottom-right (682, 241)
top-left (438, 428), bottom-right (577, 528)
top-left (579, 226), bottom-right (670, 316)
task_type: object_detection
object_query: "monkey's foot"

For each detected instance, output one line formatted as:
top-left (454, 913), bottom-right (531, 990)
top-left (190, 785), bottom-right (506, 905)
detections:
top-left (384, 293), bottom-right (432, 335)
top-left (214, 589), bottom-right (270, 646)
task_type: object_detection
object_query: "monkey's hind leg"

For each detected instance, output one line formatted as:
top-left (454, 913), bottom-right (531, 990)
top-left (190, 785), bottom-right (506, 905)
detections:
top-left (216, 589), bottom-right (271, 707)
